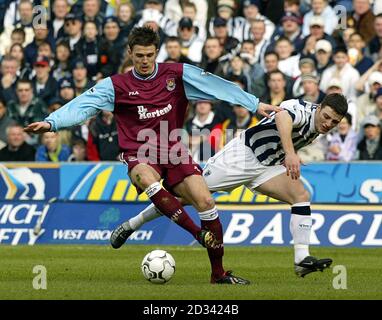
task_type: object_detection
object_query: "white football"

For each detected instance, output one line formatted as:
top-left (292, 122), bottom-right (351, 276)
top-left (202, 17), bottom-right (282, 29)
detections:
top-left (141, 249), bottom-right (176, 284)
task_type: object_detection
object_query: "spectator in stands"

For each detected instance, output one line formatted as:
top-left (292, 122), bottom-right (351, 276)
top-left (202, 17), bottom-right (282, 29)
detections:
top-left (326, 113), bottom-right (358, 161)
top-left (60, 13), bottom-right (83, 52)
top-left (87, 111), bottom-right (119, 161)
top-left (9, 43), bottom-right (32, 80)
top-left (157, 36), bottom-right (194, 64)
top-left (347, 32), bottom-right (373, 75)
top-left (224, 55), bottom-right (250, 91)
top-left (31, 56), bottom-right (58, 106)
top-left (138, 8), bottom-right (168, 46)
top-left (209, 0), bottom-right (251, 43)
top-left (261, 70), bottom-right (293, 106)
top-left (0, 55), bottom-right (19, 102)
top-left (72, 58), bottom-right (95, 97)
top-left (368, 13), bottom-right (382, 60)
top-left (24, 23), bottom-right (54, 66)
top-left (116, 2), bottom-right (136, 41)
top-left (58, 77), bottom-right (75, 104)
top-left (53, 40), bottom-right (72, 81)
top-left (185, 100), bottom-right (219, 163)
top-left (292, 57), bottom-right (316, 97)
top-left (243, 0), bottom-right (275, 41)
top-left (368, 87), bottom-right (382, 125)
top-left (314, 39), bottom-right (333, 77)
top-left (302, 15), bottom-right (336, 57)
top-left (140, 0), bottom-right (177, 37)
top-left (181, 1), bottom-right (207, 41)
top-left (37, 42), bottom-right (55, 67)
top-left (82, 0), bottom-right (105, 34)
top-left (357, 115), bottom-right (382, 160)
top-left (0, 0), bottom-right (34, 56)
top-left (251, 51), bottom-right (293, 99)
top-left (320, 46), bottom-right (360, 99)
top-left (0, 97), bottom-right (13, 148)
top-left (75, 20), bottom-right (100, 81)
top-left (275, 36), bottom-right (301, 78)
top-left (302, 0), bottom-right (338, 36)
top-left (47, 97), bottom-right (63, 114)
top-left (239, 40), bottom-right (264, 81)
top-left (165, 0), bottom-right (208, 35)
top-left (298, 73), bottom-right (325, 103)
top-left (249, 19), bottom-right (270, 66)
top-left (200, 37), bottom-right (225, 76)
top-left (7, 79), bottom-right (47, 128)
top-left (0, 123), bottom-right (35, 161)
top-left (9, 28), bottom-right (27, 48)
top-left (348, 0), bottom-right (375, 44)
top-left (176, 17), bottom-right (205, 64)
top-left (356, 71), bottom-right (382, 128)
top-left (68, 137), bottom-right (88, 162)
top-left (212, 17), bottom-right (240, 57)
top-left (35, 131), bottom-right (71, 162)
top-left (97, 16), bottom-right (126, 80)
top-left (284, 0), bottom-right (301, 15)
top-left (50, 0), bottom-right (69, 40)
top-left (271, 11), bottom-right (304, 53)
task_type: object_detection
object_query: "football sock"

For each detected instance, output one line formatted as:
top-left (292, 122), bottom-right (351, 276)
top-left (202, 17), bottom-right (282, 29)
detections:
top-left (126, 203), bottom-right (162, 231)
top-left (200, 207), bottom-right (225, 280)
top-left (146, 182), bottom-right (200, 238)
top-left (290, 202), bottom-right (312, 264)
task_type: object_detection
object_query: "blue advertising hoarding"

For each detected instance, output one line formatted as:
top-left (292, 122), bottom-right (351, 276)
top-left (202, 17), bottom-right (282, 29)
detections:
top-left (1, 162), bottom-right (381, 203)
top-left (1, 201), bottom-right (381, 247)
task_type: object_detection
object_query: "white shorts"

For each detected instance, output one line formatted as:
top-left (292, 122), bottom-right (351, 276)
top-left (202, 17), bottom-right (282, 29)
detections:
top-left (203, 133), bottom-right (286, 193)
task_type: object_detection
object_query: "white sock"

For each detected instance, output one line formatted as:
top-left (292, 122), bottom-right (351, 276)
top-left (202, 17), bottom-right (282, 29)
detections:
top-left (290, 202), bottom-right (311, 264)
top-left (123, 203), bottom-right (162, 231)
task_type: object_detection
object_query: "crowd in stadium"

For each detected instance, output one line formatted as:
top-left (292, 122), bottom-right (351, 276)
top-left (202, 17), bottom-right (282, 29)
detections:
top-left (0, 0), bottom-right (381, 162)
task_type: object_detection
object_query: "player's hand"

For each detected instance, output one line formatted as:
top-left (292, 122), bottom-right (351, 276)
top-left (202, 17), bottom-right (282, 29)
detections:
top-left (257, 102), bottom-right (282, 119)
top-left (24, 121), bottom-right (51, 134)
top-left (284, 152), bottom-right (302, 180)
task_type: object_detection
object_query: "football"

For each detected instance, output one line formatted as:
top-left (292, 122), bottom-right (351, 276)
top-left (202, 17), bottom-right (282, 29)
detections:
top-left (141, 249), bottom-right (176, 284)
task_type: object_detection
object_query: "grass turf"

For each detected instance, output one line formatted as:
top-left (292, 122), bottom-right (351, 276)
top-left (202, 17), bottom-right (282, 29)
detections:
top-left (0, 245), bottom-right (381, 300)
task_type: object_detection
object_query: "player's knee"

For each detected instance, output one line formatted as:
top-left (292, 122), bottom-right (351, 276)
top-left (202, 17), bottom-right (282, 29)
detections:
top-left (195, 197), bottom-right (215, 212)
top-left (294, 189), bottom-right (310, 204)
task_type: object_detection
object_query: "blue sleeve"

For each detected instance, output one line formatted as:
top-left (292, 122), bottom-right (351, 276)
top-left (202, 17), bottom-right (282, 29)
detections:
top-left (45, 77), bottom-right (115, 131)
top-left (182, 64), bottom-right (259, 113)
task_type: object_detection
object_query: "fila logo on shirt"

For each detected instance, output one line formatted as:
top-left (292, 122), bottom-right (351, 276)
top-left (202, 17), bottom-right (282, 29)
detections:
top-left (137, 104), bottom-right (173, 120)
top-left (129, 91), bottom-right (139, 96)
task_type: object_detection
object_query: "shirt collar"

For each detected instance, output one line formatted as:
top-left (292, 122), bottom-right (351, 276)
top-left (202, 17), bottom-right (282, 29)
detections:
top-left (132, 63), bottom-right (158, 80)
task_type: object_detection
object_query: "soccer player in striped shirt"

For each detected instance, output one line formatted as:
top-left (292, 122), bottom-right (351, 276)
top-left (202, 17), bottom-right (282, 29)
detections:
top-left (119, 93), bottom-right (348, 278)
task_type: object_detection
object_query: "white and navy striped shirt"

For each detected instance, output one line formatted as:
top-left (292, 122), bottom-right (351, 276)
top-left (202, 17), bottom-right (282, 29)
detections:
top-left (244, 99), bottom-right (319, 166)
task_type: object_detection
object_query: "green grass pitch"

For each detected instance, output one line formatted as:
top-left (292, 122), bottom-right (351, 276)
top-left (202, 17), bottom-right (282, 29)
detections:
top-left (0, 245), bottom-right (381, 300)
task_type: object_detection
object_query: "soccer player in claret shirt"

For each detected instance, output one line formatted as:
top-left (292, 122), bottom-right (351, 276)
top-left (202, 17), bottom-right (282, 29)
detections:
top-left (24, 27), bottom-right (279, 284)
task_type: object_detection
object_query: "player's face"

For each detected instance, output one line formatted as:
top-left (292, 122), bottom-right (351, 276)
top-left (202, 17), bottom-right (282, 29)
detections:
top-left (315, 105), bottom-right (343, 134)
top-left (129, 45), bottom-right (158, 76)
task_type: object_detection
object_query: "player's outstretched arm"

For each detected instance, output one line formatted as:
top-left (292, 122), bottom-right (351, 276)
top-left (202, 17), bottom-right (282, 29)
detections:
top-left (275, 110), bottom-right (301, 180)
top-left (24, 121), bottom-right (51, 134)
top-left (24, 77), bottom-right (115, 133)
top-left (182, 63), bottom-right (281, 116)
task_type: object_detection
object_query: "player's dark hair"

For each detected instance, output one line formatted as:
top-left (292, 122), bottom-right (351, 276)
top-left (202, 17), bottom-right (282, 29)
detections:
top-left (321, 93), bottom-right (348, 117)
top-left (128, 27), bottom-right (160, 50)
